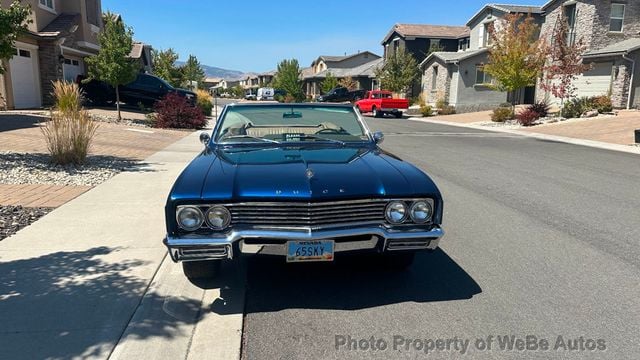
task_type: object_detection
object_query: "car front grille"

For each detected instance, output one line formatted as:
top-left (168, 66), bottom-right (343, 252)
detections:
top-left (227, 199), bottom-right (388, 228)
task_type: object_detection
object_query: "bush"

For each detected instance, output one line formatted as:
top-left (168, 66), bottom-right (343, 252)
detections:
top-left (435, 98), bottom-right (447, 109)
top-left (438, 105), bottom-right (456, 115)
top-left (153, 92), bottom-right (206, 129)
top-left (196, 89), bottom-right (213, 116)
top-left (527, 101), bottom-right (551, 118)
top-left (516, 108), bottom-right (540, 126)
top-left (420, 104), bottom-right (433, 117)
top-left (562, 97), bottom-right (591, 118)
top-left (491, 106), bottom-right (514, 122)
top-left (499, 102), bottom-right (513, 108)
top-left (591, 95), bottom-right (613, 113)
top-left (41, 81), bottom-right (98, 165)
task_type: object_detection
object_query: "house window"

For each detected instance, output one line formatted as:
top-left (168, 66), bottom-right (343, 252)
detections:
top-left (19, 49), bottom-right (31, 58)
top-left (483, 23), bottom-right (493, 47)
top-left (565, 4), bottom-right (577, 45)
top-left (39, 0), bottom-right (54, 10)
top-left (85, 0), bottom-right (100, 26)
top-left (458, 38), bottom-right (469, 51)
top-left (431, 66), bottom-right (438, 90)
top-left (475, 65), bottom-right (492, 85)
top-left (610, 3), bottom-right (625, 32)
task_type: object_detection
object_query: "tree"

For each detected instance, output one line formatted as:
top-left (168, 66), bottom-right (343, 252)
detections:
top-left (0, 1), bottom-right (31, 108)
top-left (272, 58), bottom-right (304, 102)
top-left (86, 13), bottom-right (139, 121)
top-left (181, 54), bottom-right (206, 90)
top-left (540, 12), bottom-right (591, 107)
top-left (153, 48), bottom-right (183, 87)
top-left (338, 76), bottom-right (358, 90)
top-left (482, 13), bottom-right (548, 104)
top-left (321, 71), bottom-right (339, 93)
top-left (374, 50), bottom-right (420, 94)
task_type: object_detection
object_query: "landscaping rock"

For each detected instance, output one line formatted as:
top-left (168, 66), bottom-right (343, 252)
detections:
top-left (582, 110), bottom-right (599, 118)
top-left (0, 205), bottom-right (52, 241)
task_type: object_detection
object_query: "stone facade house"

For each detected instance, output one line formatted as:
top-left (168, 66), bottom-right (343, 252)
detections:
top-left (538, 0), bottom-right (640, 109)
top-left (303, 51), bottom-right (381, 98)
top-left (129, 41), bottom-right (153, 74)
top-left (420, 4), bottom-right (543, 112)
top-left (381, 23), bottom-right (470, 97)
top-left (0, 0), bottom-right (104, 109)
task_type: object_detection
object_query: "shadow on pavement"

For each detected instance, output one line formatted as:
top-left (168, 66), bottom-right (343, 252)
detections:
top-left (0, 114), bottom-right (45, 132)
top-left (0, 247), bottom-right (201, 359)
top-left (209, 249), bottom-right (481, 315)
top-left (0, 152), bottom-right (156, 175)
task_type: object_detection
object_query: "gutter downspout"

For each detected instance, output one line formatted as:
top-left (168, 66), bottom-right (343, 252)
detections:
top-left (622, 53), bottom-right (636, 110)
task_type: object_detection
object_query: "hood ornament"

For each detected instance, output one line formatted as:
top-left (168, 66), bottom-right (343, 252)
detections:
top-left (305, 168), bottom-right (314, 179)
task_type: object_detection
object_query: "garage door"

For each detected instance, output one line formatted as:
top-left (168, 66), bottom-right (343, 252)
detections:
top-left (575, 62), bottom-right (613, 98)
top-left (9, 44), bottom-right (41, 109)
top-left (63, 57), bottom-right (83, 82)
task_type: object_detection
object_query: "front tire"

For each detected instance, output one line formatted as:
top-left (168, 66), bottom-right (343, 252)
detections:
top-left (394, 111), bottom-right (403, 119)
top-left (372, 106), bottom-right (382, 118)
top-left (182, 260), bottom-right (221, 280)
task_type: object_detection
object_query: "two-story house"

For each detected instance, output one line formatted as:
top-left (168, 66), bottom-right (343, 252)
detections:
top-left (538, 0), bottom-right (640, 109)
top-left (0, 0), bottom-right (103, 109)
top-left (419, 4), bottom-right (543, 112)
top-left (381, 23), bottom-right (470, 97)
top-left (303, 51), bottom-right (382, 98)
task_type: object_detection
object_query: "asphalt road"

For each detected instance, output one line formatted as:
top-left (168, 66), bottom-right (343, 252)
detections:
top-left (239, 118), bottom-right (640, 359)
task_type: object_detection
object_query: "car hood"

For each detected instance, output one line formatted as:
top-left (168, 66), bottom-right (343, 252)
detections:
top-left (169, 145), bottom-right (441, 202)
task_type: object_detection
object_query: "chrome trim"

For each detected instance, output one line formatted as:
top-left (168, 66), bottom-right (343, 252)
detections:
top-left (239, 236), bottom-right (380, 256)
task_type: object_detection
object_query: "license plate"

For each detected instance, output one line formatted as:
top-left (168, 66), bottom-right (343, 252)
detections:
top-left (286, 240), bottom-right (334, 262)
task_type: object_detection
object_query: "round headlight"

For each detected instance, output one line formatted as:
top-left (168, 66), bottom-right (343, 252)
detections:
top-left (206, 206), bottom-right (231, 230)
top-left (385, 201), bottom-right (408, 224)
top-left (177, 206), bottom-right (204, 231)
top-left (409, 201), bottom-right (432, 223)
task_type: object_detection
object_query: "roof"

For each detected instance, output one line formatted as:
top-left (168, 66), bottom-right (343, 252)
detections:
top-left (583, 38), bottom-right (640, 58)
top-left (467, 4), bottom-right (542, 26)
top-left (40, 13), bottom-right (80, 35)
top-left (312, 51), bottom-right (381, 66)
top-left (541, 0), bottom-right (561, 11)
top-left (381, 24), bottom-right (470, 44)
top-left (420, 48), bottom-right (488, 67)
top-left (304, 58), bottom-right (383, 79)
top-left (204, 77), bottom-right (223, 83)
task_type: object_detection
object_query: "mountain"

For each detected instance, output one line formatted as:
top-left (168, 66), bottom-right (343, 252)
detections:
top-left (175, 61), bottom-right (247, 80)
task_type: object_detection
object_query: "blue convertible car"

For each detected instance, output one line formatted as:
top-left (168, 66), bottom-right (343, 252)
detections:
top-left (164, 103), bottom-right (444, 279)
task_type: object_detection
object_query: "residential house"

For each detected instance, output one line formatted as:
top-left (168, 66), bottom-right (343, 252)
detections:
top-left (239, 74), bottom-right (259, 95)
top-left (257, 70), bottom-right (275, 87)
top-left (537, 0), bottom-right (640, 109)
top-left (0, 0), bottom-right (104, 109)
top-left (216, 79), bottom-right (240, 90)
top-left (303, 51), bottom-right (382, 98)
top-left (420, 4), bottom-right (543, 112)
top-left (129, 41), bottom-right (153, 73)
top-left (381, 23), bottom-right (470, 97)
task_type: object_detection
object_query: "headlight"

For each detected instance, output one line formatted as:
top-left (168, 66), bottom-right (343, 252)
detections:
top-left (206, 206), bottom-right (231, 230)
top-left (176, 206), bottom-right (204, 231)
top-left (385, 201), bottom-right (408, 224)
top-left (409, 200), bottom-right (433, 223)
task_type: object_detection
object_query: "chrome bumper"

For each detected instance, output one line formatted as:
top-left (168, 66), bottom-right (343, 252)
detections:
top-left (164, 225), bottom-right (444, 262)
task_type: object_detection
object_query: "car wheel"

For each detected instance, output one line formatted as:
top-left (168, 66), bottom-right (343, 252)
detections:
top-left (394, 111), bottom-right (403, 119)
top-left (182, 260), bottom-right (221, 280)
top-left (372, 106), bottom-right (381, 118)
top-left (380, 252), bottom-right (415, 271)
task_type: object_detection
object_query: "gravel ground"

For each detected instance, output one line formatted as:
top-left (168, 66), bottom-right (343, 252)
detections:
top-left (0, 205), bottom-right (52, 241)
top-left (90, 113), bottom-right (154, 128)
top-left (0, 151), bottom-right (138, 186)
top-left (479, 114), bottom-right (616, 129)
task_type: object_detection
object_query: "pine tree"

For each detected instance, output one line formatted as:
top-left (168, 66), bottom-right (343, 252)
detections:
top-left (321, 72), bottom-right (339, 93)
top-left (272, 59), bottom-right (304, 102)
top-left (181, 54), bottom-right (206, 90)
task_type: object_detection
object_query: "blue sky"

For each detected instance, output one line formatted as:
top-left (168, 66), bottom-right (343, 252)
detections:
top-left (103, 0), bottom-right (546, 73)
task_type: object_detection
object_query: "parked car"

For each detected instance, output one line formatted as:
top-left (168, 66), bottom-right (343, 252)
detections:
top-left (76, 75), bottom-right (115, 106)
top-left (355, 90), bottom-right (409, 118)
top-left (164, 103), bottom-right (445, 279)
top-left (257, 87), bottom-right (275, 101)
top-left (316, 87), bottom-right (365, 102)
top-left (119, 74), bottom-right (196, 107)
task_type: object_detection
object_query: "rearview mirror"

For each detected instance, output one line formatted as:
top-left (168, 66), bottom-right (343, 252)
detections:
top-left (199, 131), bottom-right (211, 145)
top-left (372, 131), bottom-right (384, 144)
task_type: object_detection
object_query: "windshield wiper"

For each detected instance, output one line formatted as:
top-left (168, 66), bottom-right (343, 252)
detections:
top-left (293, 134), bottom-right (346, 145)
top-left (221, 135), bottom-right (281, 144)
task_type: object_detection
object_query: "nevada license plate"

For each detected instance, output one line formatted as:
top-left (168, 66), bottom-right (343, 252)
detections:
top-left (286, 240), bottom-right (334, 262)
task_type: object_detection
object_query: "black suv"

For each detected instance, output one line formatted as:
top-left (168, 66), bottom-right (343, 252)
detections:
top-left (79, 74), bottom-right (196, 107)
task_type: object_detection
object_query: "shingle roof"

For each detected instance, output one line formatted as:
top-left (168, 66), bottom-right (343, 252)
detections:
top-left (304, 58), bottom-right (383, 79)
top-left (583, 38), bottom-right (640, 58)
top-left (420, 48), bottom-right (488, 67)
top-left (467, 4), bottom-right (542, 26)
top-left (312, 51), bottom-right (381, 66)
top-left (129, 43), bottom-right (144, 59)
top-left (40, 13), bottom-right (80, 35)
top-left (382, 24), bottom-right (470, 44)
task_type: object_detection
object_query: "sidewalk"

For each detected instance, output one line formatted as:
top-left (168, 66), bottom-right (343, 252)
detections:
top-left (0, 128), bottom-right (242, 359)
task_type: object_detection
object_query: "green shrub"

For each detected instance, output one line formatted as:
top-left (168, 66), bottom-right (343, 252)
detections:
top-left (591, 95), bottom-right (613, 113)
top-left (499, 102), bottom-right (513, 108)
top-left (562, 97), bottom-right (592, 118)
top-left (420, 104), bottom-right (433, 117)
top-left (41, 81), bottom-right (98, 165)
top-left (435, 98), bottom-right (447, 109)
top-left (491, 106), bottom-right (514, 122)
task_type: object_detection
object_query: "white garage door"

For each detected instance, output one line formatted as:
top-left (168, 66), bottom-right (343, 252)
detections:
top-left (63, 57), bottom-right (83, 82)
top-left (9, 44), bottom-right (41, 109)
top-left (575, 62), bottom-right (613, 98)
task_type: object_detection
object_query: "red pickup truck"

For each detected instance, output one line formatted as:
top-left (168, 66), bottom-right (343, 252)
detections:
top-left (354, 90), bottom-right (409, 118)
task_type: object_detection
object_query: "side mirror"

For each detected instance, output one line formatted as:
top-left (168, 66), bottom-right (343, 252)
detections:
top-left (199, 131), bottom-right (211, 145)
top-left (372, 131), bottom-right (384, 145)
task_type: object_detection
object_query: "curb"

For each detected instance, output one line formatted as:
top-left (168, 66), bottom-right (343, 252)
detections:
top-left (407, 117), bottom-right (640, 156)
